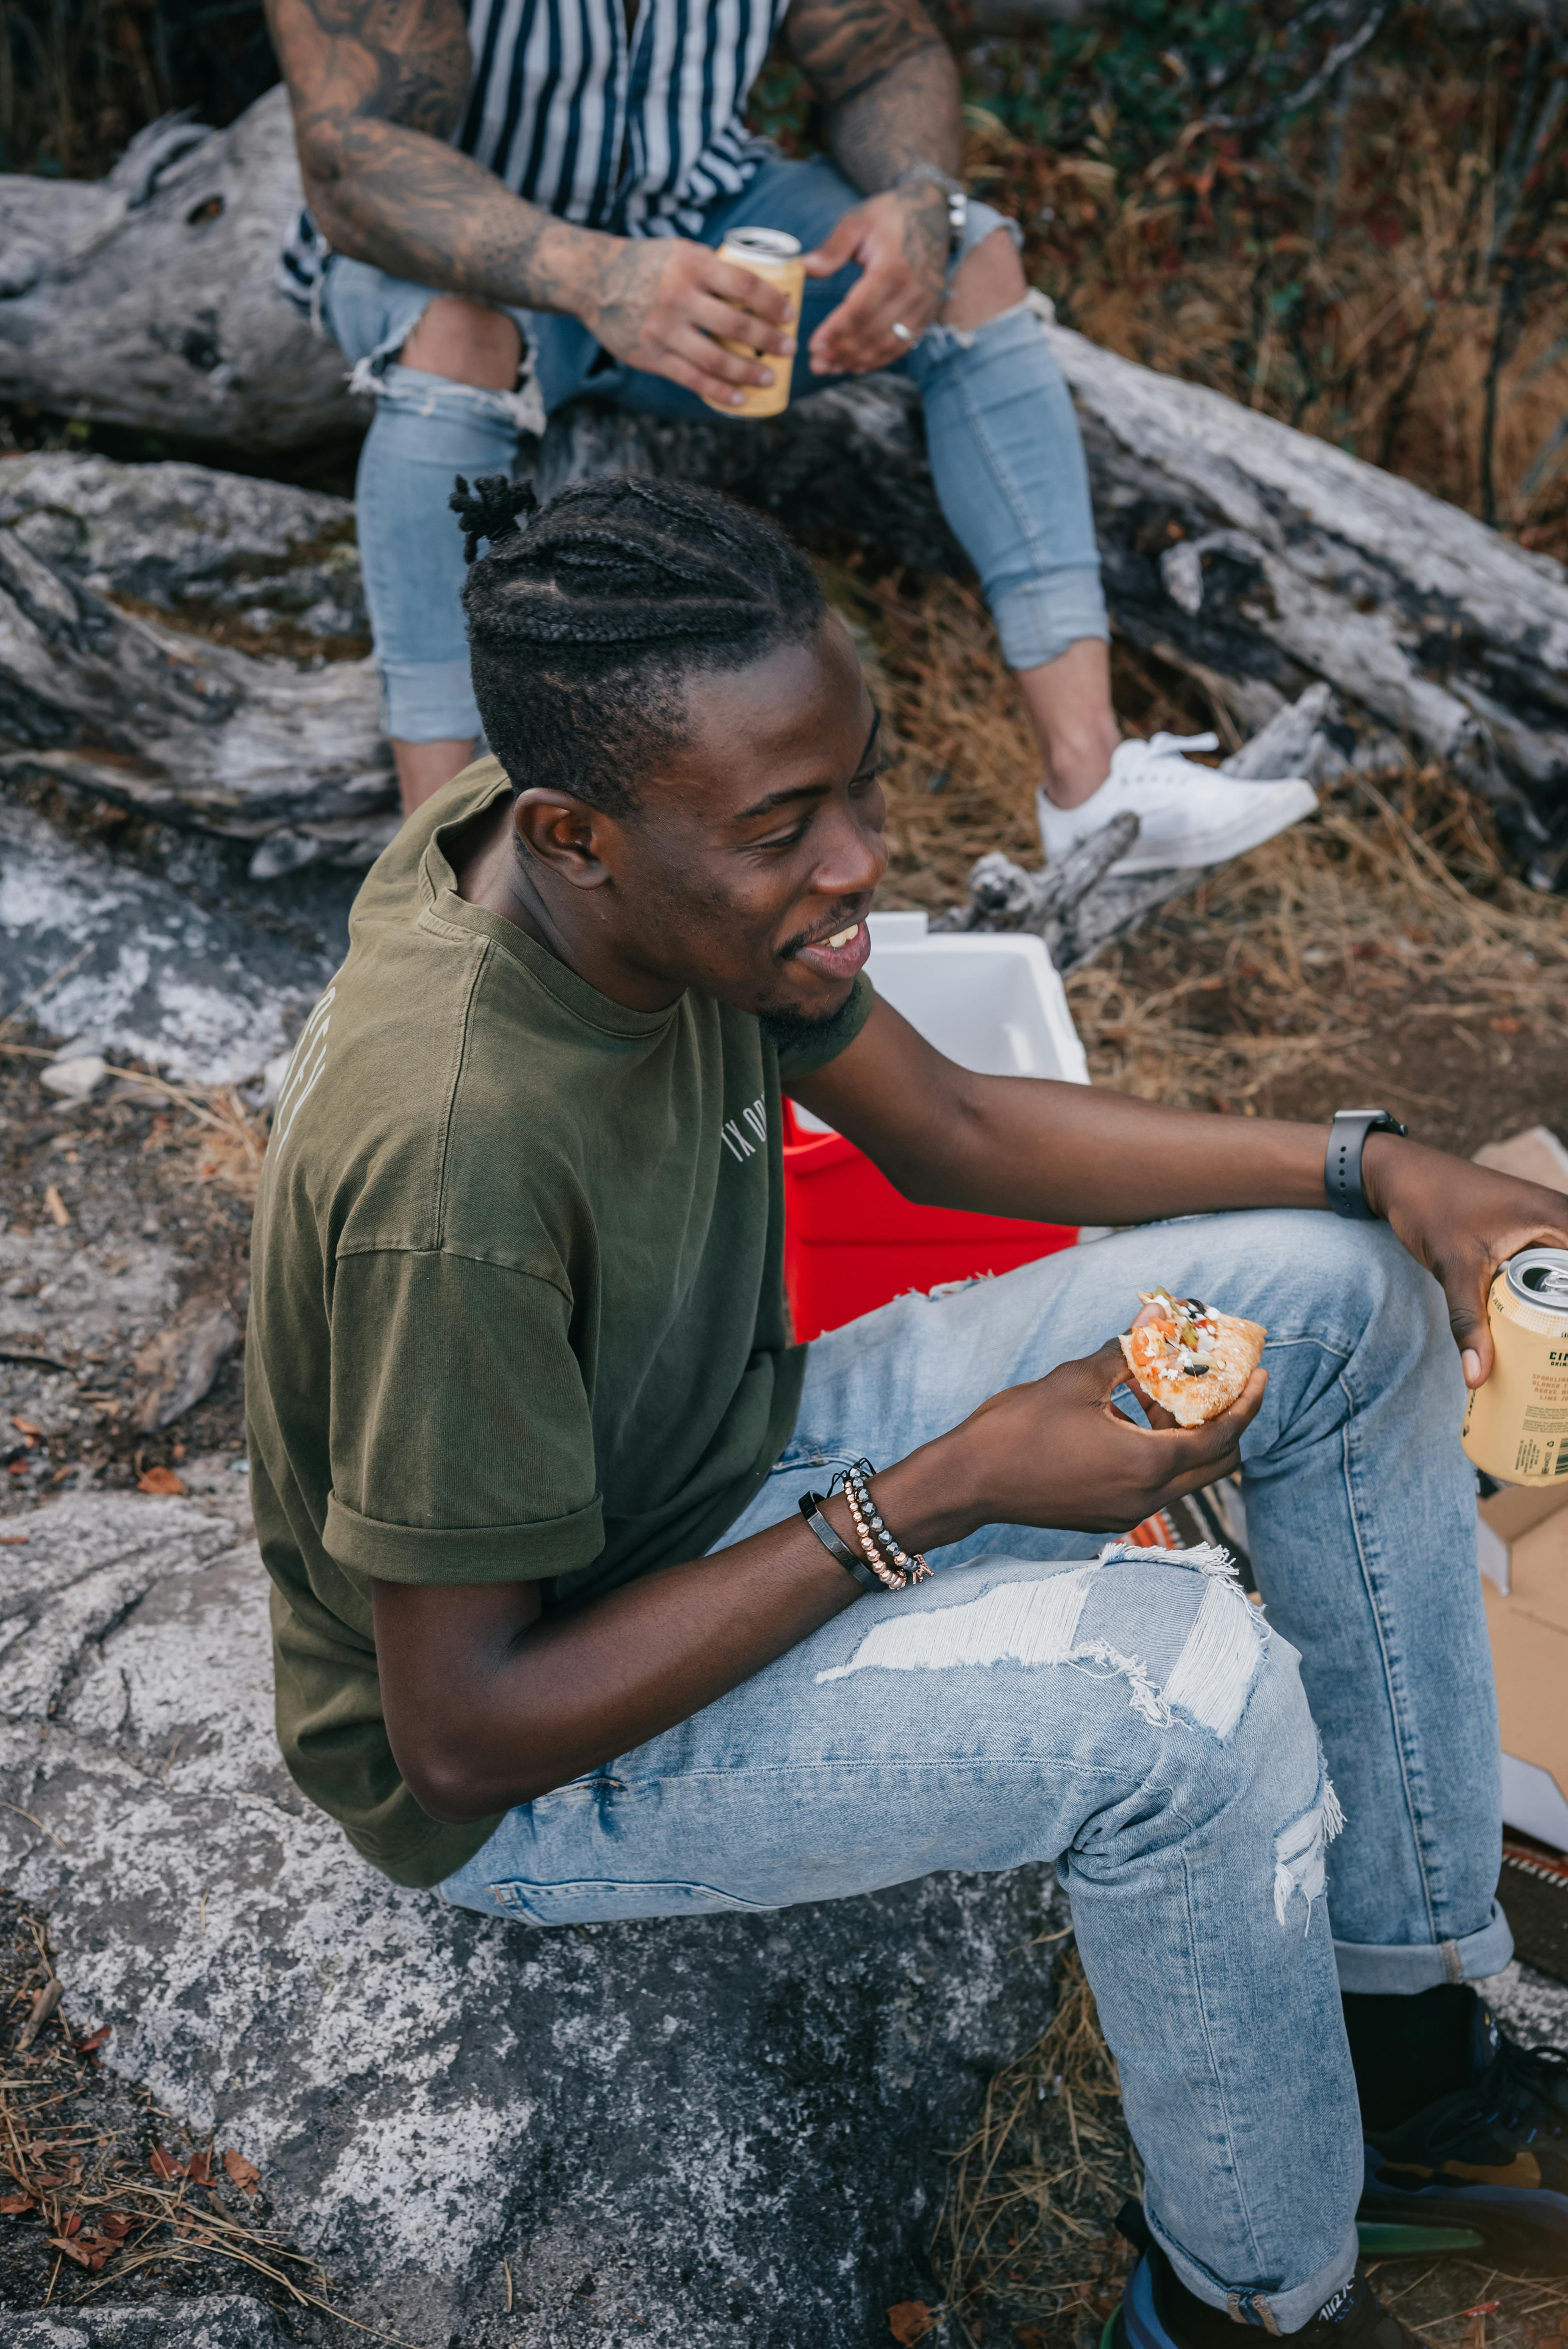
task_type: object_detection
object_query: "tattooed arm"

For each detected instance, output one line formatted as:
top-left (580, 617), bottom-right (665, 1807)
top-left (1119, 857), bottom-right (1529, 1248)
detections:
top-left (264, 0), bottom-right (800, 403)
top-left (783, 0), bottom-right (966, 374)
top-left (786, 0), bottom-right (962, 190)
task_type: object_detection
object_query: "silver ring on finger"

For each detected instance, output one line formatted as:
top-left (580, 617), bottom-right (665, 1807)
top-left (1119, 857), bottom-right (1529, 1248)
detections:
top-left (890, 319), bottom-right (916, 345)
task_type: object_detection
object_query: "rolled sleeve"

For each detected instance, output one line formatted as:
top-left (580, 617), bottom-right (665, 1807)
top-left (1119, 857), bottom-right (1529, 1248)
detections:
top-left (326, 1247), bottom-right (602, 1586)
top-left (324, 1488), bottom-right (604, 1584)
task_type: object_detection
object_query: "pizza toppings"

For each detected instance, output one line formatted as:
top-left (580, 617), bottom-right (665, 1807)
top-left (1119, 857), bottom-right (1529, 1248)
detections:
top-left (1119, 1293), bottom-right (1268, 1428)
top-left (1139, 1289), bottom-right (1219, 1376)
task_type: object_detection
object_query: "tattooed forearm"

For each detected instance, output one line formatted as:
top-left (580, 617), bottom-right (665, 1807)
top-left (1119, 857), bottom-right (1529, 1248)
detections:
top-left (784, 0), bottom-right (961, 190)
top-left (265, 0), bottom-right (616, 314)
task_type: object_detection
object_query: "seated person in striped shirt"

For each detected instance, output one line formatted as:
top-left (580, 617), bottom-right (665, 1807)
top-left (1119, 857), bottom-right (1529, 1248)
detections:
top-left (266, 0), bottom-right (1316, 866)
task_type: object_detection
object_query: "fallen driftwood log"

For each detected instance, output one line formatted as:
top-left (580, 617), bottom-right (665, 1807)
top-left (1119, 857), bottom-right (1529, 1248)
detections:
top-left (0, 520), bottom-right (394, 875)
top-left (0, 87), bottom-right (360, 456)
top-left (0, 450), bottom-right (367, 641)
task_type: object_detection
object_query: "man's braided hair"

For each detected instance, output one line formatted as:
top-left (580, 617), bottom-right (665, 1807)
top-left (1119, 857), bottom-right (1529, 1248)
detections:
top-left (448, 472), bottom-right (827, 814)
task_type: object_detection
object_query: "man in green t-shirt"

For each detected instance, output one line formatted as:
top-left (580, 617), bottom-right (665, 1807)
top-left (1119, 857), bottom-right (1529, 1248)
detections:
top-left (247, 473), bottom-right (1568, 2349)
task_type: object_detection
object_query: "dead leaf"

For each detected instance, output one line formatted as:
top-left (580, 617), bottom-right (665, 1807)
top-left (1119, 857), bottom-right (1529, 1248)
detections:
top-left (9, 1418), bottom-right (40, 1442)
top-left (42, 1185), bottom-right (70, 1228)
top-left (0, 1535), bottom-right (29, 1546)
top-left (136, 1466), bottom-right (187, 1497)
top-left (46, 2234), bottom-right (94, 2268)
top-left (61, 2212), bottom-right (82, 2237)
top-left (185, 2148), bottom-right (212, 2184)
top-left (101, 2213), bottom-right (131, 2239)
top-left (222, 2146), bottom-right (260, 2194)
top-left (74, 2024), bottom-right (111, 2055)
top-left (0, 2193), bottom-right (36, 2213)
top-left (148, 2144), bottom-right (180, 2180)
top-left (1017, 2329), bottom-right (1051, 2349)
top-left (888, 2305), bottom-right (938, 2345)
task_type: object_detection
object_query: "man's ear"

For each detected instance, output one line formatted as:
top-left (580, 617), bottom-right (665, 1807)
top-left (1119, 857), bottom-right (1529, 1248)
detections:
top-left (511, 789), bottom-right (615, 888)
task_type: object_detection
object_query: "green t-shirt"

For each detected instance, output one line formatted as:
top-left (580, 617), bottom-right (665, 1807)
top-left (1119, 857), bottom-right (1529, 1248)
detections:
top-left (245, 760), bottom-right (872, 1889)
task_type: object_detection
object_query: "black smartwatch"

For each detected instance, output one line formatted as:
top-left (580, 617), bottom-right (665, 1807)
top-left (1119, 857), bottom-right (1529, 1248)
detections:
top-left (1325, 1108), bottom-right (1408, 1220)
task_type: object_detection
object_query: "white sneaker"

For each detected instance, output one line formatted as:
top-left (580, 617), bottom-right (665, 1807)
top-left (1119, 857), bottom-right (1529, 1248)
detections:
top-left (1035, 731), bottom-right (1318, 877)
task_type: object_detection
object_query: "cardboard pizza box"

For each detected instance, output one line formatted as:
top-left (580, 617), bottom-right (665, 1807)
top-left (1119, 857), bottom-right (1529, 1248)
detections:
top-left (1480, 1483), bottom-right (1568, 1849)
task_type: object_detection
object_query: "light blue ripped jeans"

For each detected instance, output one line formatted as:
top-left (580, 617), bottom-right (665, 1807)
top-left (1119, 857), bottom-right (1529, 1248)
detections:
top-left (320, 153), bottom-right (1107, 740)
top-left (441, 1210), bottom-right (1510, 2328)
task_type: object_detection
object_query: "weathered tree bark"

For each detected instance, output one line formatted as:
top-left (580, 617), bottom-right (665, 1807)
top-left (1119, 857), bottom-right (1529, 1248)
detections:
top-left (0, 88), bottom-right (361, 455)
top-left (0, 450), bottom-right (366, 638)
top-left (0, 522), bottom-right (394, 877)
top-left (0, 444), bottom-right (366, 634)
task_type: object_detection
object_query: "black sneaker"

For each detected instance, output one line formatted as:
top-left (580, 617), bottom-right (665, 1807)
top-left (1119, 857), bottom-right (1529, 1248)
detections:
top-left (1105, 2212), bottom-right (1422, 2349)
top-left (1358, 1999), bottom-right (1568, 2269)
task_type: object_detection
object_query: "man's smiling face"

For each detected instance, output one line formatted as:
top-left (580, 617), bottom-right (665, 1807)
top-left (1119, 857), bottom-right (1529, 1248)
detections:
top-left (572, 613), bottom-right (890, 1025)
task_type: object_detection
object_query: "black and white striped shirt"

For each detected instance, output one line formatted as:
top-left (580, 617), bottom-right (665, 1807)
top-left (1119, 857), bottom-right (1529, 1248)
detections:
top-left (281, 0), bottom-right (788, 304)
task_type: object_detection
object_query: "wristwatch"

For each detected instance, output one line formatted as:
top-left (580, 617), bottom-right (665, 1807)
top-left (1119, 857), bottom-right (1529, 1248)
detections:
top-left (894, 162), bottom-right (968, 256)
top-left (1325, 1108), bottom-right (1408, 1220)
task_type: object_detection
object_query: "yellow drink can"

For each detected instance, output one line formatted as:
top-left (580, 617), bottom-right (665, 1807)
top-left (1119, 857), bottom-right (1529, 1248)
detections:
top-left (701, 228), bottom-right (804, 420)
top-left (1463, 1247), bottom-right (1568, 1486)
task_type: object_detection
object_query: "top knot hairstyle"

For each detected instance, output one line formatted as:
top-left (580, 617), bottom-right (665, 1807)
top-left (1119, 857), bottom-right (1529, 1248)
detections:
top-left (448, 472), bottom-right (828, 814)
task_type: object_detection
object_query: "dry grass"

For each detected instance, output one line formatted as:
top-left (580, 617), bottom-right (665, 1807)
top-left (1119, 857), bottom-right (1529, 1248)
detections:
top-left (1067, 773), bottom-right (1568, 1115)
top-left (930, 1947), bottom-right (1141, 2345)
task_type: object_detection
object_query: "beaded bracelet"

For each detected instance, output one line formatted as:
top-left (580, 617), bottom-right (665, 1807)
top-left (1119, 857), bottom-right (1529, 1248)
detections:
top-left (832, 1457), bottom-right (932, 1590)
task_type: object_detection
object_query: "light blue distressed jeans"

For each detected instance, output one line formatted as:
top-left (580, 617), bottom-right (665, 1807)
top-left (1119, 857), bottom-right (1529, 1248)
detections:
top-left (441, 1210), bottom-right (1510, 2329)
top-left (320, 153), bottom-right (1108, 740)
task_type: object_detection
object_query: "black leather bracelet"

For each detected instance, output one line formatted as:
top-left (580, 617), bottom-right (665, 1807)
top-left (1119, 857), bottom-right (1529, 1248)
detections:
top-left (798, 1491), bottom-right (882, 1594)
top-left (1325, 1107), bottom-right (1408, 1220)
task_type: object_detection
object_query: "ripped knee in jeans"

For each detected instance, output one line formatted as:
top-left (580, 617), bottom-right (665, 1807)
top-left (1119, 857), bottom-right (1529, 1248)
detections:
top-left (1273, 1766), bottom-right (1346, 1931)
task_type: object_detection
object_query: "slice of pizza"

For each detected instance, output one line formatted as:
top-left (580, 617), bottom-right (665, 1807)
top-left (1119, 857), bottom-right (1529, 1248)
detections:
top-left (1118, 1288), bottom-right (1267, 1428)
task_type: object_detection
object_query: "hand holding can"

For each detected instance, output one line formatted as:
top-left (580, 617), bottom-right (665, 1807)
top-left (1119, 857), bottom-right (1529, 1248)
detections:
top-left (700, 228), bottom-right (805, 419)
top-left (1463, 1249), bottom-right (1568, 1486)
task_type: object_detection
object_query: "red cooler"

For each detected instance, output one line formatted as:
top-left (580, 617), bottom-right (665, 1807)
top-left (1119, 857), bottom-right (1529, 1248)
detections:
top-left (782, 913), bottom-right (1092, 1342)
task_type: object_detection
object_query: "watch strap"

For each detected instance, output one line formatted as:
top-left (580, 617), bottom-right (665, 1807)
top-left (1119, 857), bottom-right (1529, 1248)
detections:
top-left (1325, 1108), bottom-right (1408, 1221)
top-left (799, 1491), bottom-right (881, 1593)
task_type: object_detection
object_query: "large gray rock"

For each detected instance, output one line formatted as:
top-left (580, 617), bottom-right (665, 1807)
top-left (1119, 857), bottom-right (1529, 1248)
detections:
top-left (0, 454), bottom-right (366, 642)
top-left (0, 797), bottom-right (335, 1082)
top-left (5, 2295), bottom-right (283, 2347)
top-left (0, 1494), bottom-right (1063, 2345)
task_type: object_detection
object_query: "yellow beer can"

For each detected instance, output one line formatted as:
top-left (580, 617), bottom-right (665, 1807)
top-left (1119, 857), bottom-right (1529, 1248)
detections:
top-left (700, 228), bottom-right (804, 420)
top-left (1463, 1247), bottom-right (1568, 1487)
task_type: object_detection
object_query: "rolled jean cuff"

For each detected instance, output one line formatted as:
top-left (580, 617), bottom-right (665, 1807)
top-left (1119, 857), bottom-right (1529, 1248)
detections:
top-left (991, 565), bottom-right (1110, 671)
top-left (1151, 2210), bottom-right (1359, 2332)
top-left (1333, 1897), bottom-right (1515, 1993)
top-left (379, 656), bottom-right (482, 743)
